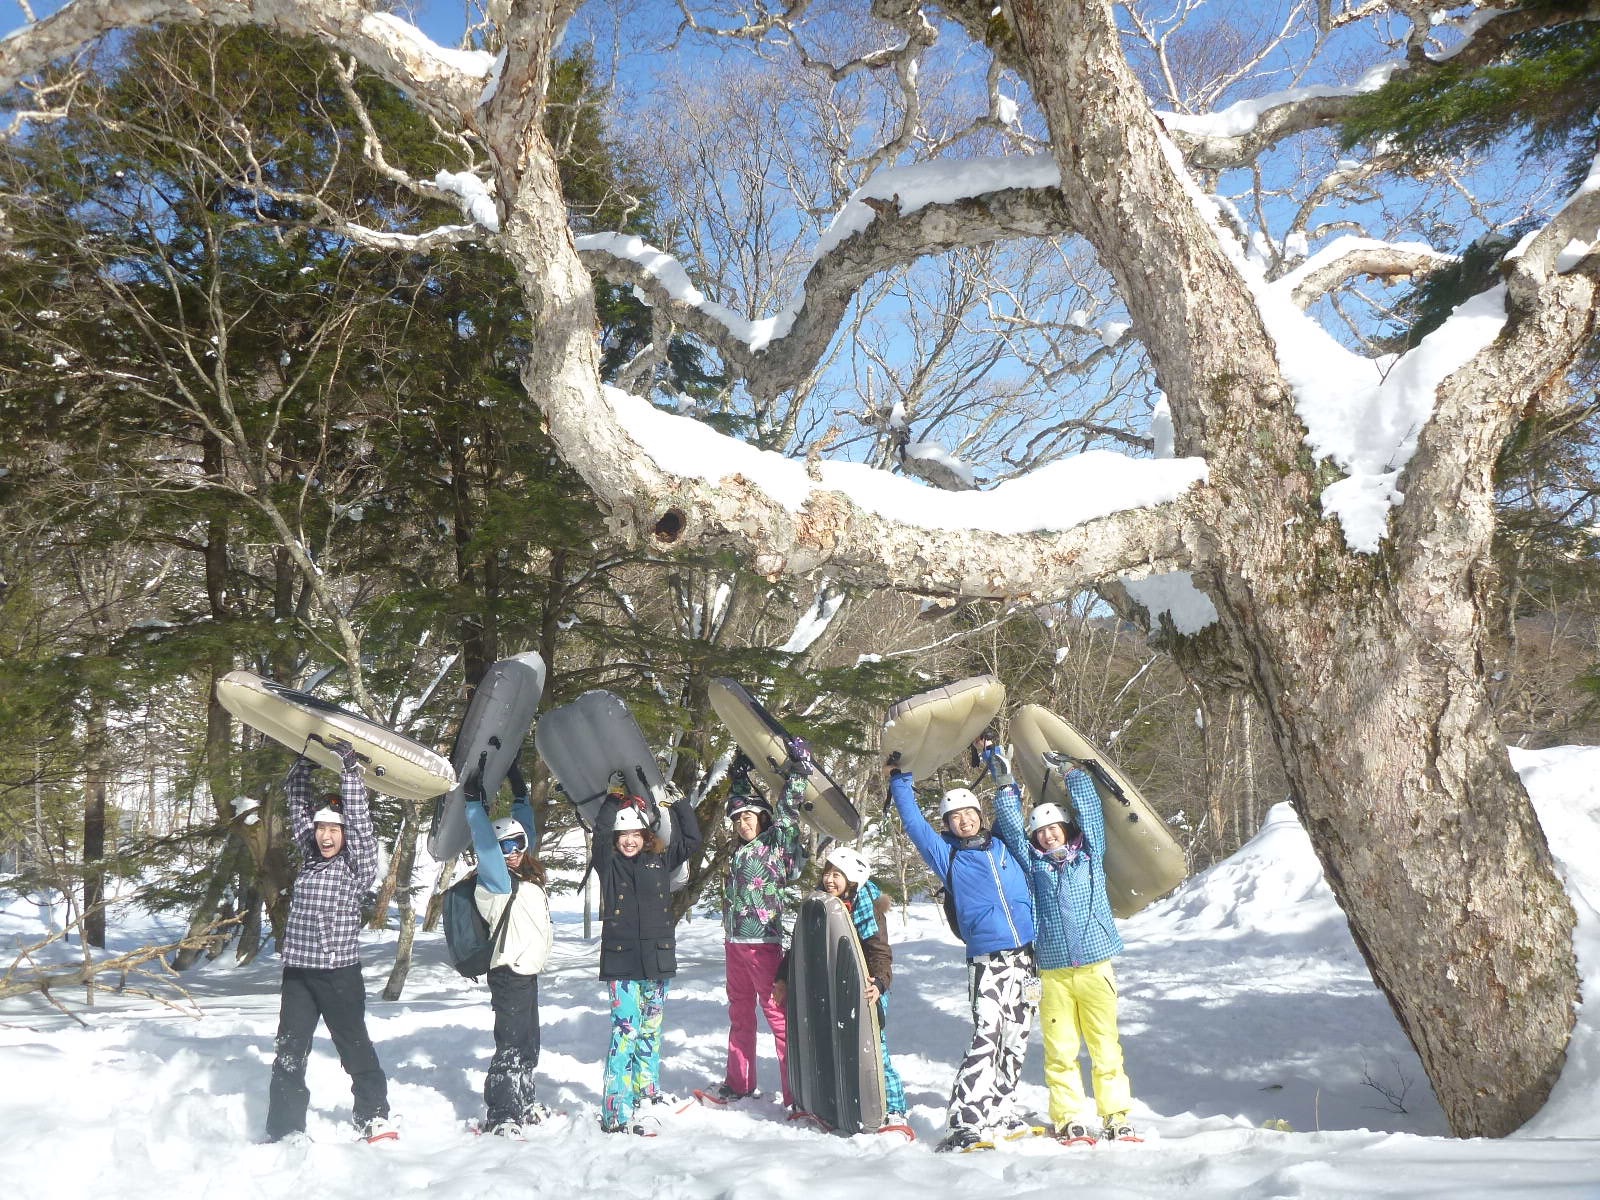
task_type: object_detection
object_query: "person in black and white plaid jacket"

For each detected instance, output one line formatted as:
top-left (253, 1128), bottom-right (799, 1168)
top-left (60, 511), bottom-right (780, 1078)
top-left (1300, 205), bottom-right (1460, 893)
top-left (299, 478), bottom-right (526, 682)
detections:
top-left (265, 739), bottom-right (393, 1143)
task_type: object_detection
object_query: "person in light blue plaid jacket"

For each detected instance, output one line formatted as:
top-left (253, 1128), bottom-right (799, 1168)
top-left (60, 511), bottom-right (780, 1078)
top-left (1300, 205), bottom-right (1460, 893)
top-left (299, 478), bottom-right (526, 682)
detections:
top-left (265, 741), bottom-right (392, 1143)
top-left (987, 740), bottom-right (1137, 1146)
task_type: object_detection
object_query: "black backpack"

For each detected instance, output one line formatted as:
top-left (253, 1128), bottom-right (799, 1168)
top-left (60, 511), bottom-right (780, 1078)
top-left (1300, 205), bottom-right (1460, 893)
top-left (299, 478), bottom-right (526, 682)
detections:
top-left (443, 874), bottom-right (517, 980)
top-left (934, 845), bottom-right (969, 939)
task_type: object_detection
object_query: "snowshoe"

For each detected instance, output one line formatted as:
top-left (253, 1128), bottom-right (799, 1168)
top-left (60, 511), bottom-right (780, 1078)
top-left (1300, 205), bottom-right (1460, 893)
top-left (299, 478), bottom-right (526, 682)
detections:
top-left (695, 1083), bottom-right (761, 1108)
top-left (520, 1103), bottom-right (557, 1126)
top-left (1057, 1120), bottom-right (1098, 1147)
top-left (359, 1116), bottom-right (398, 1144)
top-left (935, 1126), bottom-right (991, 1154)
top-left (877, 1116), bottom-right (915, 1142)
top-left (786, 1107), bottom-right (830, 1132)
top-left (992, 1117), bottom-right (1047, 1142)
top-left (1101, 1116), bottom-right (1142, 1143)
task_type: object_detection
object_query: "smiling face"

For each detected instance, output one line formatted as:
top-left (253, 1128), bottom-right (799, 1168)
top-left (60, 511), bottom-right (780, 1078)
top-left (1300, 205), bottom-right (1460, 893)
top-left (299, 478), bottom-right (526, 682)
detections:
top-left (733, 811), bottom-right (763, 844)
top-left (314, 822), bottom-right (345, 859)
top-left (616, 829), bottom-right (646, 858)
top-left (944, 807), bottom-right (982, 839)
top-left (1033, 822), bottom-right (1068, 851)
top-left (820, 864), bottom-right (849, 897)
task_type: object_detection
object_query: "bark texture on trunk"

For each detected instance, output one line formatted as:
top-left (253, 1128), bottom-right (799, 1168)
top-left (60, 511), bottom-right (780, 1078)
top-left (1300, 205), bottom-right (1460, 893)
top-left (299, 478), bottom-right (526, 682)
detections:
top-left (82, 700), bottom-right (108, 950)
top-left (1006, 0), bottom-right (1578, 1136)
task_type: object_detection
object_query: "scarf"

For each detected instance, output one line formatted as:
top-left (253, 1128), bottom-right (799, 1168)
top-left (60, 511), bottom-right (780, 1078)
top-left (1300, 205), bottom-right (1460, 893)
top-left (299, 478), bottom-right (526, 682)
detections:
top-left (1044, 831), bottom-right (1087, 869)
top-left (849, 878), bottom-right (883, 941)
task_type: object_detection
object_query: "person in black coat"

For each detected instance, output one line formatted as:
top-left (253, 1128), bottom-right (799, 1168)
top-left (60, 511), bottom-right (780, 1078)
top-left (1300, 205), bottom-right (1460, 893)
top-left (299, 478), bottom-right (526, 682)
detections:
top-left (591, 785), bottom-right (701, 1134)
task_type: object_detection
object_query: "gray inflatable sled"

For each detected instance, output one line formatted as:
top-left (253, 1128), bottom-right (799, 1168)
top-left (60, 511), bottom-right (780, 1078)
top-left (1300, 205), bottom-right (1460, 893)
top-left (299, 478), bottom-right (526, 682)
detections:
top-left (784, 894), bottom-right (886, 1134)
top-left (534, 689), bottom-right (686, 889)
top-left (427, 652), bottom-right (546, 860)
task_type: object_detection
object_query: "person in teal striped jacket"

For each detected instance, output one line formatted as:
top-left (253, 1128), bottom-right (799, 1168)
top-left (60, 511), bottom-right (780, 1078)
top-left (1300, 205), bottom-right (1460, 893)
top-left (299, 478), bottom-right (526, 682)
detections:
top-left (985, 739), bottom-right (1140, 1146)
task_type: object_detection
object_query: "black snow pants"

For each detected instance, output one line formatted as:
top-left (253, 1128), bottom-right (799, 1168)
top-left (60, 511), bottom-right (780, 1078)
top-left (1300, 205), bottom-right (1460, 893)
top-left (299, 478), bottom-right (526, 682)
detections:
top-left (485, 965), bottom-right (543, 1126)
top-left (266, 963), bottom-right (389, 1140)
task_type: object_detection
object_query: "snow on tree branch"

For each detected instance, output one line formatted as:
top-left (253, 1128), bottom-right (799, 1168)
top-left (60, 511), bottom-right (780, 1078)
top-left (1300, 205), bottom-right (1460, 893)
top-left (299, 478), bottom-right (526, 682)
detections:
top-left (1160, 69), bottom-right (1398, 173)
top-left (578, 155), bottom-right (1067, 401)
top-left (1161, 3), bottom-right (1600, 173)
top-left (0, 0), bottom-right (493, 125)
top-left (1504, 151), bottom-right (1600, 308)
top-left (596, 383), bottom-right (1205, 598)
top-left (1282, 237), bottom-right (1456, 308)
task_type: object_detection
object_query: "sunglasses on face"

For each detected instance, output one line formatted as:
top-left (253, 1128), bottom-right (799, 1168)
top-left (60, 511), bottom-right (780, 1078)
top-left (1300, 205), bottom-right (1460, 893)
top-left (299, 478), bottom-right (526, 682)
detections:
top-left (499, 837), bottom-right (527, 856)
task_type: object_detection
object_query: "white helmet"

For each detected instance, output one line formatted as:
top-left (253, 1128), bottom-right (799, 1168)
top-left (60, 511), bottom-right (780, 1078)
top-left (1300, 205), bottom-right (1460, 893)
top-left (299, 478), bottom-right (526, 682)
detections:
top-left (940, 787), bottom-right (981, 820)
top-left (1027, 802), bottom-right (1071, 839)
top-left (493, 816), bottom-right (528, 852)
top-left (613, 806), bottom-right (651, 833)
top-left (823, 845), bottom-right (871, 887)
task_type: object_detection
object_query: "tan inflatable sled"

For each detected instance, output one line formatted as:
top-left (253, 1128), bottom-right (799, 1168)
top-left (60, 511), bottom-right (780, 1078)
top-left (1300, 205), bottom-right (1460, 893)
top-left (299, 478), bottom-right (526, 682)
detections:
top-left (708, 678), bottom-right (860, 841)
top-left (216, 669), bottom-right (456, 802)
top-left (1011, 704), bottom-right (1187, 918)
top-left (881, 674), bottom-right (1006, 779)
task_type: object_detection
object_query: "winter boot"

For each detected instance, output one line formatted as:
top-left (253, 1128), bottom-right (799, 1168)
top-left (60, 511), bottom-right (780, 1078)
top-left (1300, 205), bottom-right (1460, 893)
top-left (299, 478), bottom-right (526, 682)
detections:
top-left (1101, 1114), bottom-right (1142, 1143)
top-left (934, 1126), bottom-right (989, 1154)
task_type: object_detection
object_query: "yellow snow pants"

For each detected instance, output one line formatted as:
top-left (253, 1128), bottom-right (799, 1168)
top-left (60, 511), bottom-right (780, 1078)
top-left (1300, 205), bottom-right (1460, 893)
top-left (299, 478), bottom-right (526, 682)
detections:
top-left (1039, 959), bottom-right (1133, 1128)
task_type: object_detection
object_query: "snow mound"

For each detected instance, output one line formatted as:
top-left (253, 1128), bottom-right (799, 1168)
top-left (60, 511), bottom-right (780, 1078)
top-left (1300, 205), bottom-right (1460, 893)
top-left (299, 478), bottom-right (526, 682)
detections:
top-left (1509, 745), bottom-right (1600, 1138)
top-left (1135, 802), bottom-right (1340, 942)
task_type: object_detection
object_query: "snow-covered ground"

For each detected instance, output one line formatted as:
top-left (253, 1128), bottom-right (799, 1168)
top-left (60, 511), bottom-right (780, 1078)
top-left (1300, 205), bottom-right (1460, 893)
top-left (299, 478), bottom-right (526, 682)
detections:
top-left (3, 747), bottom-right (1599, 1199)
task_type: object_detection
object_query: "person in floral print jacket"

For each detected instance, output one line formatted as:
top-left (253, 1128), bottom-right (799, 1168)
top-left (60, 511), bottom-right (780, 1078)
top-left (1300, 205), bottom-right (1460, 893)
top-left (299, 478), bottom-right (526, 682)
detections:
top-left (706, 746), bottom-right (811, 1107)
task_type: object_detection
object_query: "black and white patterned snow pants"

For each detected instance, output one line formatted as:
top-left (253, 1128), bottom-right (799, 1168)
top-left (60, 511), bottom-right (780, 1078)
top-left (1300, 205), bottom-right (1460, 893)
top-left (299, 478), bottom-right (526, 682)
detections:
top-left (948, 945), bottom-right (1037, 1131)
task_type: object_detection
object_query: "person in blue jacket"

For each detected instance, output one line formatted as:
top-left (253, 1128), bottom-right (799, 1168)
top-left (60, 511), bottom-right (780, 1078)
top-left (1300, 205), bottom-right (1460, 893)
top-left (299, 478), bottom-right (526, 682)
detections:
top-left (985, 739), bottom-right (1139, 1146)
top-left (886, 756), bottom-right (1037, 1153)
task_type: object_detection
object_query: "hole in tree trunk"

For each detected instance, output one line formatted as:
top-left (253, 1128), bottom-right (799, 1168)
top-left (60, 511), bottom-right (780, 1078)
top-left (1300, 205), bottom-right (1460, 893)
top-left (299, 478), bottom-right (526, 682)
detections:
top-left (653, 509), bottom-right (686, 544)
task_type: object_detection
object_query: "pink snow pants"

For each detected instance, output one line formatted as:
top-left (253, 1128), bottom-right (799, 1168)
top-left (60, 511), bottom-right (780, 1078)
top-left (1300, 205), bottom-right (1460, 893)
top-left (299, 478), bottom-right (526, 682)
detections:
top-left (724, 940), bottom-right (791, 1104)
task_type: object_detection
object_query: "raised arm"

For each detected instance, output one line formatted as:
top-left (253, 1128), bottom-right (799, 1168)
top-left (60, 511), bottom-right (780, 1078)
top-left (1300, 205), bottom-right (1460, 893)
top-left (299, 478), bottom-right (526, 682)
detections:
top-left (1064, 766), bottom-right (1107, 853)
top-left (887, 769), bottom-right (951, 880)
top-left (286, 756), bottom-right (315, 844)
top-left (665, 786), bottom-right (702, 870)
top-left (466, 798), bottom-right (512, 894)
top-left (591, 794), bottom-right (621, 871)
top-left (984, 744), bottom-right (1029, 862)
top-left (773, 743), bottom-right (814, 877)
top-left (334, 750), bottom-right (379, 891)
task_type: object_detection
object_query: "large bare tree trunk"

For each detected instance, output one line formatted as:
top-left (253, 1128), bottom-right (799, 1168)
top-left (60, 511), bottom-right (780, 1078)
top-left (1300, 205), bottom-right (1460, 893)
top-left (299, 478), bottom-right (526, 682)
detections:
top-left (1007, 0), bottom-right (1578, 1136)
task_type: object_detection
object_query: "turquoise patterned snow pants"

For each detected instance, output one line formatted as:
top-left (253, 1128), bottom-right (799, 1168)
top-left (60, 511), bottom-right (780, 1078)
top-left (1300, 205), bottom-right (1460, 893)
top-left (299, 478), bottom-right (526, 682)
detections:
top-left (878, 993), bottom-right (907, 1118)
top-left (602, 979), bottom-right (669, 1127)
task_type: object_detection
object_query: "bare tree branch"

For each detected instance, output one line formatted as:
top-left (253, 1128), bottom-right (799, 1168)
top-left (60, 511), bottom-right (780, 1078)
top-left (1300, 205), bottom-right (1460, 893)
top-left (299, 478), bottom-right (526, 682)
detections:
top-left (578, 178), bottom-right (1073, 401)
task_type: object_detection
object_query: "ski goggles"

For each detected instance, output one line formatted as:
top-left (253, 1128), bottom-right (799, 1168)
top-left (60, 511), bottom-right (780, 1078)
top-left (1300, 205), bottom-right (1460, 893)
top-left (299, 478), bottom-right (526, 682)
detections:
top-left (498, 836), bottom-right (527, 856)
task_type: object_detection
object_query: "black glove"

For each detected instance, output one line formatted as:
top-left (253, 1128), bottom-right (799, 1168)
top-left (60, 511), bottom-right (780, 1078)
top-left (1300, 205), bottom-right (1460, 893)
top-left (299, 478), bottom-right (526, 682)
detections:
top-left (330, 738), bottom-right (361, 772)
top-left (729, 751), bottom-right (755, 794)
top-left (785, 736), bottom-right (814, 778)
